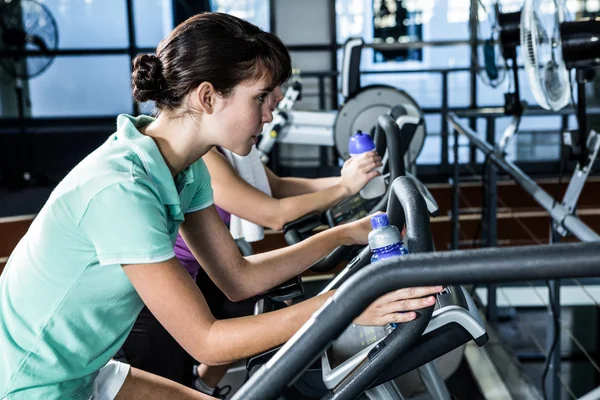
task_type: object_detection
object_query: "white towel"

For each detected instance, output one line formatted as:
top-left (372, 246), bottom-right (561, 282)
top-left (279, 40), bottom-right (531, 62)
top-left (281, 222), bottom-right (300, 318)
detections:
top-left (221, 146), bottom-right (272, 242)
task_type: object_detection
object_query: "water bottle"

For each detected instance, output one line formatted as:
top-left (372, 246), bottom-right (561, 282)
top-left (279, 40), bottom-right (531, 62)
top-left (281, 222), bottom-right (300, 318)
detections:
top-left (369, 213), bottom-right (408, 263)
top-left (328, 214), bottom-right (407, 367)
top-left (348, 131), bottom-right (386, 199)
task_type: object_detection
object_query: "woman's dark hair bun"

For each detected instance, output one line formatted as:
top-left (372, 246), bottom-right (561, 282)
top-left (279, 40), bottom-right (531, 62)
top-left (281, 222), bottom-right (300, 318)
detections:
top-left (132, 54), bottom-right (166, 103)
top-left (131, 13), bottom-right (291, 111)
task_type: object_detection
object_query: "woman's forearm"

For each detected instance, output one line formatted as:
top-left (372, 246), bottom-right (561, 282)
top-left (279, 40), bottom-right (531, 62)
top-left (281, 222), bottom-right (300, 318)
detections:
top-left (272, 176), bottom-right (341, 198)
top-left (232, 225), bottom-right (353, 299)
top-left (267, 184), bottom-right (349, 230)
top-left (200, 291), bottom-right (334, 365)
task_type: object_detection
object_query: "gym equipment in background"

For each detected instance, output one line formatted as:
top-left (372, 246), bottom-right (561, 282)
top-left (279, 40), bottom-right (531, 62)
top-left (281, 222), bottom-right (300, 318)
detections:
top-left (0, 0), bottom-right (59, 190)
top-left (521, 0), bottom-right (600, 237)
top-left (474, 0), bottom-right (527, 152)
top-left (240, 175), bottom-right (487, 400)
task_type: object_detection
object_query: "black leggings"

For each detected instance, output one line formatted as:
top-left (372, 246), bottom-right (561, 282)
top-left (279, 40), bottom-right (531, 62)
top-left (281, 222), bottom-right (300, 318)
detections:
top-left (117, 269), bottom-right (255, 385)
top-left (115, 306), bottom-right (195, 386)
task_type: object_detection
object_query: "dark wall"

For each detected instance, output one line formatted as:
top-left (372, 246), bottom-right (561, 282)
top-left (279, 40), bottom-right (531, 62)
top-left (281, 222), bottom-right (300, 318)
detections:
top-left (0, 125), bottom-right (114, 183)
top-left (172, 0), bottom-right (212, 25)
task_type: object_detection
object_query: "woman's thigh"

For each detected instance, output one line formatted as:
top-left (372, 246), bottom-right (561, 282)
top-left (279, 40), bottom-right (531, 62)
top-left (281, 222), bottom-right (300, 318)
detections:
top-left (114, 366), bottom-right (214, 400)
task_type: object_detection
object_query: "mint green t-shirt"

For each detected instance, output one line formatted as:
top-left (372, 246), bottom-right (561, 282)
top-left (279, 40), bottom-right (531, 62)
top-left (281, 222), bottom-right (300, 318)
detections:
top-left (0, 114), bottom-right (214, 400)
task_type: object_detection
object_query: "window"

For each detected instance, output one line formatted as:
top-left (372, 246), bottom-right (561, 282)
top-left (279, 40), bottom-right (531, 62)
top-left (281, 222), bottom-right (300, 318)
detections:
top-left (0, 0), bottom-right (173, 118)
top-left (29, 56), bottom-right (132, 117)
top-left (43, 0), bottom-right (129, 49)
top-left (134, 0), bottom-right (174, 48)
top-left (209, 0), bottom-right (270, 31)
top-left (373, 0), bottom-right (423, 63)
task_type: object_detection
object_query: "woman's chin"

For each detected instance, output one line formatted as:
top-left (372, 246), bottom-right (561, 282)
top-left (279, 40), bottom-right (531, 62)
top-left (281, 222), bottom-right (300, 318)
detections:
top-left (225, 144), bottom-right (253, 157)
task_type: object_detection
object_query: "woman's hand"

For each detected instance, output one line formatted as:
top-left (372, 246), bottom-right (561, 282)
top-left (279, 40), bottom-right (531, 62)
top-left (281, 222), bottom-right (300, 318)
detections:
top-left (339, 151), bottom-right (382, 195)
top-left (339, 212), bottom-right (383, 246)
top-left (354, 286), bottom-right (443, 325)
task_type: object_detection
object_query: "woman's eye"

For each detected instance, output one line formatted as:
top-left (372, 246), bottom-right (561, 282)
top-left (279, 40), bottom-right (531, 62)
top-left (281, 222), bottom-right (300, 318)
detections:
top-left (258, 94), bottom-right (266, 102)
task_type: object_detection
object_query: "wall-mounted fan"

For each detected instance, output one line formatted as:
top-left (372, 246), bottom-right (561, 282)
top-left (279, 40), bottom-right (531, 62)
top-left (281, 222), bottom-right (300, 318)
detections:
top-left (0, 0), bottom-right (58, 78)
top-left (475, 0), bottom-right (526, 151)
top-left (0, 0), bottom-right (59, 190)
top-left (475, 0), bottom-right (507, 88)
top-left (521, 0), bottom-right (600, 166)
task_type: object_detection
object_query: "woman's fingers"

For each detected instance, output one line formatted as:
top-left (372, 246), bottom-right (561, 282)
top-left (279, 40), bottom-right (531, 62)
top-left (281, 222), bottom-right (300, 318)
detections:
top-left (355, 153), bottom-right (382, 169)
top-left (385, 311), bottom-right (418, 325)
top-left (381, 296), bottom-right (436, 315)
top-left (378, 286), bottom-right (443, 304)
top-left (354, 286), bottom-right (444, 326)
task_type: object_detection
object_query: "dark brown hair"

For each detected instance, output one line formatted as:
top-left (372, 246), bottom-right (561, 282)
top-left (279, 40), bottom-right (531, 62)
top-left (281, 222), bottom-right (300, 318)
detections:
top-left (132, 12), bottom-right (291, 111)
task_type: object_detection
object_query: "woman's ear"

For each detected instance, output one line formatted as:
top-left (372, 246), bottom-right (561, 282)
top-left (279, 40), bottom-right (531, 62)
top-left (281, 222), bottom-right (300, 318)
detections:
top-left (194, 82), bottom-right (216, 114)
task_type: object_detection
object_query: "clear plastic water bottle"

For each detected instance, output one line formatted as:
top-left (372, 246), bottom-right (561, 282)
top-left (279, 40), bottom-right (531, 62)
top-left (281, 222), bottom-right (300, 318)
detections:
top-left (348, 131), bottom-right (386, 199)
top-left (328, 213), bottom-right (407, 364)
top-left (369, 213), bottom-right (408, 263)
top-left (369, 213), bottom-right (408, 329)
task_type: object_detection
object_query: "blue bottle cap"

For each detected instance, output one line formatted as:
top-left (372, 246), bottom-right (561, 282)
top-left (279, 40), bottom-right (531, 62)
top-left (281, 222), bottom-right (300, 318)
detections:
top-left (370, 213), bottom-right (390, 229)
top-left (348, 131), bottom-right (375, 155)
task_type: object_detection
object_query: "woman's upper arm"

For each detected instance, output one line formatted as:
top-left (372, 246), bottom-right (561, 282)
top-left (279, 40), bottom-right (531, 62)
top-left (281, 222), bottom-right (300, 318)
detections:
top-left (264, 166), bottom-right (283, 198)
top-left (202, 149), bottom-right (285, 230)
top-left (122, 258), bottom-right (218, 364)
top-left (179, 205), bottom-right (254, 301)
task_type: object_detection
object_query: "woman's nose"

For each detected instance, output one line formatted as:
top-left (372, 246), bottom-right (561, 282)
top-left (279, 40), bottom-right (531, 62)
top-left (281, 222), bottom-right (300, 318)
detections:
top-left (263, 106), bottom-right (274, 123)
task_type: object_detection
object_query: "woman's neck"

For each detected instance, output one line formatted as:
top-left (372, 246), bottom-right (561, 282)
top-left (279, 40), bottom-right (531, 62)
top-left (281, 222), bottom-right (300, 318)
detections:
top-left (141, 112), bottom-right (213, 177)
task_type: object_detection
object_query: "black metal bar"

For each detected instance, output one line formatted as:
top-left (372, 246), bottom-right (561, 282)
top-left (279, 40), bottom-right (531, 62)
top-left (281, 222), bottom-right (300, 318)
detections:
top-left (365, 39), bottom-right (473, 50)
top-left (297, 70), bottom-right (338, 78)
top-left (232, 241), bottom-right (600, 400)
top-left (468, 0), bottom-right (478, 165)
top-left (453, 106), bottom-right (600, 118)
top-left (0, 40), bottom-right (498, 60)
top-left (269, 0), bottom-right (277, 34)
top-left (125, 0), bottom-right (138, 115)
top-left (576, 69), bottom-right (590, 167)
top-left (547, 227), bottom-right (562, 400)
top-left (547, 281), bottom-right (562, 400)
top-left (362, 67), bottom-right (473, 75)
top-left (561, 114), bottom-right (569, 133)
top-left (452, 127), bottom-right (460, 250)
top-left (328, 0), bottom-right (339, 109)
top-left (441, 71), bottom-right (449, 167)
top-left (286, 44), bottom-right (337, 52)
top-left (484, 117), bottom-right (498, 322)
top-left (318, 76), bottom-right (326, 110)
top-left (447, 113), bottom-right (600, 242)
top-left (0, 48), bottom-right (156, 57)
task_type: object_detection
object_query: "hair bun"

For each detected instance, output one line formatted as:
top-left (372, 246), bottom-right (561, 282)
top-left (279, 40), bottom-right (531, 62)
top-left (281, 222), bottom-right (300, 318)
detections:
top-left (132, 54), bottom-right (166, 103)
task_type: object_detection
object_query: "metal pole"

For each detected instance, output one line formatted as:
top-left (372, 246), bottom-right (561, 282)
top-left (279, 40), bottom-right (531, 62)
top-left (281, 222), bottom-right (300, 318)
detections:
top-left (318, 75), bottom-right (326, 110)
top-left (269, 0), bottom-right (277, 34)
top-left (485, 117), bottom-right (498, 322)
top-left (452, 127), bottom-right (460, 250)
top-left (468, 0), bottom-right (478, 164)
top-left (547, 227), bottom-right (562, 400)
top-left (125, 0), bottom-right (138, 115)
top-left (328, 0), bottom-right (339, 109)
top-left (447, 113), bottom-right (600, 242)
top-left (441, 71), bottom-right (449, 167)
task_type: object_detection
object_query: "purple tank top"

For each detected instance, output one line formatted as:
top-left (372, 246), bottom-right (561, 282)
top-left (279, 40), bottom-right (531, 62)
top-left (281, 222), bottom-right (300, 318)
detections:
top-left (175, 147), bottom-right (231, 279)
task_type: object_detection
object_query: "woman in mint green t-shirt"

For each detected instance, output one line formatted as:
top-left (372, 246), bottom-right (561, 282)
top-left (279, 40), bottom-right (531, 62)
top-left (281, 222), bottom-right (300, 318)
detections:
top-left (0, 12), bottom-right (442, 400)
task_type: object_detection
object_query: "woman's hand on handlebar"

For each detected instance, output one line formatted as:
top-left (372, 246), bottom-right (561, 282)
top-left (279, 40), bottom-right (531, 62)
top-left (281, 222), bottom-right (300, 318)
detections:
top-left (354, 286), bottom-right (444, 326)
top-left (339, 151), bottom-right (382, 196)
